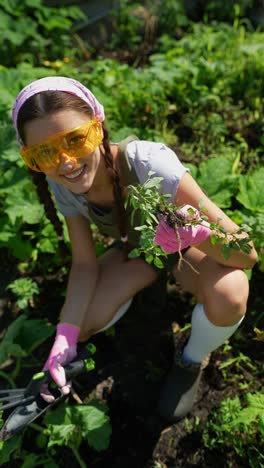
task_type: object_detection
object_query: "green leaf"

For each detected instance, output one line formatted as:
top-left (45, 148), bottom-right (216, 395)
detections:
top-left (0, 316), bottom-right (54, 366)
top-left (187, 207), bottom-right (196, 216)
top-left (21, 453), bottom-right (58, 468)
top-left (0, 315), bottom-right (27, 365)
top-left (47, 423), bottom-right (80, 449)
top-left (128, 248), bottom-right (141, 258)
top-left (37, 238), bottom-right (56, 254)
top-left (229, 241), bottom-right (240, 251)
top-left (210, 234), bottom-right (219, 245)
top-left (145, 254), bottom-right (154, 263)
top-left (221, 244), bottom-right (231, 259)
top-left (144, 177), bottom-right (164, 189)
top-left (226, 393), bottom-right (264, 428)
top-left (236, 168), bottom-right (264, 213)
top-left (0, 434), bottom-right (22, 464)
top-left (259, 415), bottom-right (264, 436)
top-left (16, 320), bottom-right (55, 353)
top-left (8, 237), bottom-right (34, 261)
top-left (245, 392), bottom-right (264, 412)
top-left (74, 403), bottom-right (111, 451)
top-left (153, 257), bottom-right (164, 269)
top-left (196, 157), bottom-right (238, 208)
top-left (5, 187), bottom-right (44, 224)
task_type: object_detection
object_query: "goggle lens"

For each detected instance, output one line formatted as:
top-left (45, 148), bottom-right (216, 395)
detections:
top-left (20, 118), bottom-right (102, 172)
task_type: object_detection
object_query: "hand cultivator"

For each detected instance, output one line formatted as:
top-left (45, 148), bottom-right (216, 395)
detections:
top-left (0, 343), bottom-right (96, 441)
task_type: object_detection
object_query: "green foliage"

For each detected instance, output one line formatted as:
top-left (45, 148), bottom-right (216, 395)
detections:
top-left (0, 400), bottom-right (111, 466)
top-left (108, 1), bottom-right (144, 52)
top-left (6, 277), bottom-right (39, 310)
top-left (44, 401), bottom-right (112, 452)
top-left (202, 392), bottom-right (264, 467)
top-left (231, 210), bottom-right (264, 271)
top-left (0, 119), bottom-right (65, 269)
top-left (187, 0), bottom-right (255, 24)
top-left (190, 156), bottom-right (239, 208)
top-left (85, 58), bottom-right (170, 137)
top-left (0, 315), bottom-right (28, 365)
top-left (0, 0), bottom-right (85, 67)
top-left (0, 428), bottom-right (59, 467)
top-left (0, 432), bottom-right (23, 465)
top-left (108, 0), bottom-right (188, 52)
top-left (237, 168), bottom-right (264, 213)
top-left (0, 315), bottom-right (54, 367)
top-left (125, 172), bottom-right (172, 268)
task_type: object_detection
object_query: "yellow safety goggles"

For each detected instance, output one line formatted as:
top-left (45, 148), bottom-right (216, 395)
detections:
top-left (20, 118), bottom-right (103, 172)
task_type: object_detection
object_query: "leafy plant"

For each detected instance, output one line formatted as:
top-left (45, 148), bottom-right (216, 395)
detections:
top-left (44, 401), bottom-right (112, 464)
top-left (0, 400), bottom-right (112, 467)
top-left (0, 315), bottom-right (54, 378)
top-left (188, 155), bottom-right (240, 208)
top-left (237, 167), bottom-right (264, 213)
top-left (0, 431), bottom-right (23, 466)
top-left (6, 278), bottom-right (40, 310)
top-left (231, 209), bottom-right (264, 271)
top-left (202, 392), bottom-right (264, 467)
top-left (126, 171), bottom-right (252, 269)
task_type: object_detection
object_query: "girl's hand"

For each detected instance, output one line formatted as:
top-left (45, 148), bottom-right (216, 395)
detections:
top-left (154, 204), bottom-right (211, 253)
top-left (40, 323), bottom-right (80, 402)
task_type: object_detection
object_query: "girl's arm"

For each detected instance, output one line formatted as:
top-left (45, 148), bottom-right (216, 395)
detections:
top-left (41, 214), bottom-right (99, 400)
top-left (175, 172), bottom-right (258, 269)
top-left (59, 214), bottom-right (99, 328)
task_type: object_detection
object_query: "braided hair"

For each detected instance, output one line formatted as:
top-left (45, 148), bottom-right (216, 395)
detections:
top-left (16, 91), bottom-right (128, 258)
top-left (101, 125), bottom-right (128, 252)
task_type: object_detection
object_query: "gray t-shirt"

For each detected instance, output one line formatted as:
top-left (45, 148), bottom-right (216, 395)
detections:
top-left (47, 139), bottom-right (189, 221)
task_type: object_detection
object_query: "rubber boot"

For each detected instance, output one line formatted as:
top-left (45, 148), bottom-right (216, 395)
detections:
top-left (158, 349), bottom-right (210, 421)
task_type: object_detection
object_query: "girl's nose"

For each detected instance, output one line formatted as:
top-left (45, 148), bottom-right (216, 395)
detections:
top-left (58, 151), bottom-right (77, 168)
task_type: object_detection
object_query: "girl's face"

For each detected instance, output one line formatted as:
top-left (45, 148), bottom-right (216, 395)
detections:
top-left (24, 110), bottom-right (102, 195)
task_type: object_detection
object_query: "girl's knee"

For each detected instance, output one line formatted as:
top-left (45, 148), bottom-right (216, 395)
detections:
top-left (203, 268), bottom-right (249, 324)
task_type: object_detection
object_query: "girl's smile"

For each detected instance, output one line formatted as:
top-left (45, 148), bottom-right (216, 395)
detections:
top-left (62, 164), bottom-right (87, 182)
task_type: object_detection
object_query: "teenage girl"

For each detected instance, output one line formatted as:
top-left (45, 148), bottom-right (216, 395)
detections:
top-left (12, 77), bottom-right (257, 420)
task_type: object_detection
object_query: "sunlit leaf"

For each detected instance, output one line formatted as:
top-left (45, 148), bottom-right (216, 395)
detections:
top-left (237, 168), bottom-right (264, 213)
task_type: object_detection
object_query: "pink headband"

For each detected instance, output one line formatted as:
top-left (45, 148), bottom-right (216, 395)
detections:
top-left (12, 76), bottom-right (105, 146)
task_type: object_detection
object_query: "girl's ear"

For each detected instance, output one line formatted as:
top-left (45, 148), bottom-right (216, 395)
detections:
top-left (95, 114), bottom-right (103, 123)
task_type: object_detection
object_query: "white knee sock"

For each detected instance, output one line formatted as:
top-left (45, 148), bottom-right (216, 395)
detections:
top-left (182, 303), bottom-right (245, 364)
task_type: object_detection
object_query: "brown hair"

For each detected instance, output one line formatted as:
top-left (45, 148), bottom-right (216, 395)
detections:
top-left (17, 91), bottom-right (128, 259)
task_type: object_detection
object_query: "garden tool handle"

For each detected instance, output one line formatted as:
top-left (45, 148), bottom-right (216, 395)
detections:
top-left (63, 356), bottom-right (95, 380)
top-left (24, 357), bottom-right (95, 397)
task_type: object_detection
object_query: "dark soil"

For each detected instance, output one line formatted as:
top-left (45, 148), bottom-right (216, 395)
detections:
top-left (1, 259), bottom-right (263, 468)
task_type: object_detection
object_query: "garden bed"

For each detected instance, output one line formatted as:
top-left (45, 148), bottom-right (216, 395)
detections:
top-left (1, 261), bottom-right (263, 467)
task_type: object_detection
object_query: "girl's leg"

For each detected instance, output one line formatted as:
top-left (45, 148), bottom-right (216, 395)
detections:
top-left (79, 247), bottom-right (158, 341)
top-left (172, 248), bottom-right (249, 325)
top-left (158, 246), bottom-right (249, 420)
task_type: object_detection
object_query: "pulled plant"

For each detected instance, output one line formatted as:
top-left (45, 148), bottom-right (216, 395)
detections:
top-left (125, 171), bottom-right (252, 269)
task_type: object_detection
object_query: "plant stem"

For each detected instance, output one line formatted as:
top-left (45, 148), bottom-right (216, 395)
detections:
top-left (10, 357), bottom-right (21, 379)
top-left (0, 371), bottom-right (16, 388)
top-left (71, 445), bottom-right (87, 468)
top-left (30, 422), bottom-right (45, 433)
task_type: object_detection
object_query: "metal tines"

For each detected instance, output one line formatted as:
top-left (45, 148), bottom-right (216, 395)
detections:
top-left (0, 388), bottom-right (35, 411)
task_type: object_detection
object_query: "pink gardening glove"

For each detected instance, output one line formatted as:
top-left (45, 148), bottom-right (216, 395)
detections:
top-left (154, 204), bottom-right (211, 253)
top-left (40, 323), bottom-right (80, 403)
